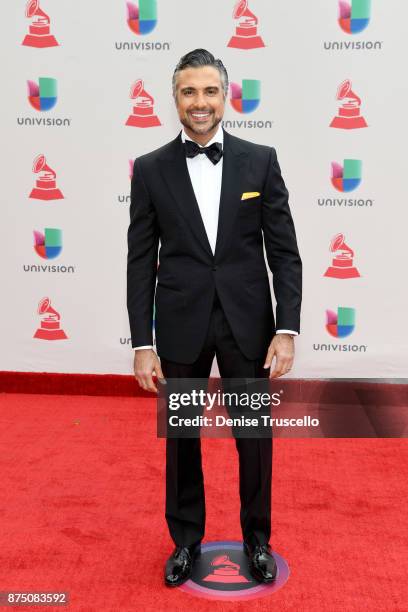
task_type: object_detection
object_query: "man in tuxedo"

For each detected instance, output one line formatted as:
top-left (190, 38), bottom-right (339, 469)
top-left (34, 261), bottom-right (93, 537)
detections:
top-left (127, 49), bottom-right (302, 587)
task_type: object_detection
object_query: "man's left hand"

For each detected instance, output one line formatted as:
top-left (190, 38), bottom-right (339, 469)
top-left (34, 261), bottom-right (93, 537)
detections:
top-left (263, 334), bottom-right (295, 378)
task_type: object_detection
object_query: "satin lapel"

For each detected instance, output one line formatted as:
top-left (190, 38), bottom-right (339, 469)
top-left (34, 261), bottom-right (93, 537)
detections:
top-left (159, 135), bottom-right (213, 258)
top-left (214, 131), bottom-right (249, 260)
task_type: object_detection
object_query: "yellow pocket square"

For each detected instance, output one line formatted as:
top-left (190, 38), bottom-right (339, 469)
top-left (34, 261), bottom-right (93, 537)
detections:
top-left (241, 191), bottom-right (260, 201)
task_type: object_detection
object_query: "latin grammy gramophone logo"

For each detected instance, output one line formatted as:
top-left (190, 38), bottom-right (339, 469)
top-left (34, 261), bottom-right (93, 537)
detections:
top-left (203, 555), bottom-right (250, 584)
top-left (30, 154), bottom-right (64, 201)
top-left (127, 0), bottom-right (157, 35)
top-left (228, 0), bottom-right (265, 50)
top-left (178, 541), bottom-right (289, 601)
top-left (338, 0), bottom-right (371, 34)
top-left (324, 233), bottom-right (360, 279)
top-left (34, 297), bottom-right (68, 340)
top-left (125, 79), bottom-right (161, 127)
top-left (27, 77), bottom-right (57, 112)
top-left (22, 0), bottom-right (59, 48)
top-left (330, 79), bottom-right (367, 129)
top-left (230, 79), bottom-right (261, 113)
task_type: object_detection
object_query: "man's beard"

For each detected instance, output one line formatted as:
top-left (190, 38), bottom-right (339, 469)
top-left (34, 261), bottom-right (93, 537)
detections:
top-left (180, 112), bottom-right (222, 136)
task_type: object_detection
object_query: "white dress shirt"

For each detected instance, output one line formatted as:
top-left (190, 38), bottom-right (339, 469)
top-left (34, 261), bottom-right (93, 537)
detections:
top-left (133, 126), bottom-right (297, 350)
top-left (181, 125), bottom-right (223, 254)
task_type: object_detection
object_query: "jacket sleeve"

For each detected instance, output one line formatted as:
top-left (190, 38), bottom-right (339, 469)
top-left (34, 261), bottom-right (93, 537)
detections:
top-left (127, 158), bottom-right (159, 347)
top-left (261, 147), bottom-right (302, 333)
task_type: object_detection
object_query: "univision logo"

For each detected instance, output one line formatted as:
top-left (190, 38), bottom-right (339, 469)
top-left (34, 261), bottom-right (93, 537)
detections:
top-left (17, 77), bottom-right (71, 126)
top-left (33, 227), bottom-right (62, 259)
top-left (324, 0), bottom-right (382, 50)
top-left (28, 77), bottom-right (57, 111)
top-left (338, 0), bottom-right (371, 34)
top-left (224, 78), bottom-right (272, 128)
top-left (326, 306), bottom-right (355, 338)
top-left (119, 337), bottom-right (133, 345)
top-left (117, 159), bottom-right (134, 204)
top-left (230, 80), bottom-right (260, 114)
top-left (331, 159), bottom-right (362, 192)
top-left (313, 307), bottom-right (367, 352)
top-left (317, 158), bottom-right (373, 208)
top-left (127, 0), bottom-right (157, 35)
top-left (115, 0), bottom-right (170, 51)
top-left (120, 304), bottom-right (156, 343)
top-left (23, 227), bottom-right (75, 273)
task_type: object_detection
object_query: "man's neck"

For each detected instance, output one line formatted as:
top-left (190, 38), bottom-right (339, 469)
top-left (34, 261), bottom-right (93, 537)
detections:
top-left (183, 126), bottom-right (221, 146)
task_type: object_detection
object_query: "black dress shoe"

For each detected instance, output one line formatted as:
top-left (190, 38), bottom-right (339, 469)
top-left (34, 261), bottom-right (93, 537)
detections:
top-left (164, 544), bottom-right (201, 587)
top-left (244, 543), bottom-right (277, 583)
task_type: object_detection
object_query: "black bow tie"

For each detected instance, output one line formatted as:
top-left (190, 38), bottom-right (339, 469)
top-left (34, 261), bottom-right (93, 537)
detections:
top-left (184, 140), bottom-right (223, 165)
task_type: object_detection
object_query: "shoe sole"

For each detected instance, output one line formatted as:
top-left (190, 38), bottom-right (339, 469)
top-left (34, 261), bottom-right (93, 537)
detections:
top-left (164, 573), bottom-right (192, 588)
top-left (249, 568), bottom-right (277, 584)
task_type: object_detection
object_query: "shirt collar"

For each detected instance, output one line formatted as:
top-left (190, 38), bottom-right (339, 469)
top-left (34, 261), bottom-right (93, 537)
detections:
top-left (181, 124), bottom-right (224, 148)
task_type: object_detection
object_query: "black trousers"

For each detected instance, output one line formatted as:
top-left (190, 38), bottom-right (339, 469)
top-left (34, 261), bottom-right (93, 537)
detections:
top-left (160, 290), bottom-right (272, 548)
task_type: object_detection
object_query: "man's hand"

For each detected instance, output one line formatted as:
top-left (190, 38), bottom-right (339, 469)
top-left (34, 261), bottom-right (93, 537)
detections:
top-left (133, 349), bottom-right (164, 393)
top-left (263, 334), bottom-right (295, 378)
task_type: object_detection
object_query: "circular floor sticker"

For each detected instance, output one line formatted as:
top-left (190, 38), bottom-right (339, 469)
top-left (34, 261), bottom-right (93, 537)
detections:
top-left (179, 541), bottom-right (290, 601)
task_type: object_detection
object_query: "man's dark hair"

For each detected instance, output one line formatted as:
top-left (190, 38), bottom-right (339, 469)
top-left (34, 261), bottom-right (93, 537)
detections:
top-left (172, 48), bottom-right (229, 99)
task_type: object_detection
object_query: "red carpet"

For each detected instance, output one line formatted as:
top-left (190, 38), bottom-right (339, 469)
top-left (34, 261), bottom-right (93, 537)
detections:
top-left (0, 392), bottom-right (407, 611)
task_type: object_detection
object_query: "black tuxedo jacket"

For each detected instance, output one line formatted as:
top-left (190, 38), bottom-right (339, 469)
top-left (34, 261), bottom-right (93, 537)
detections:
top-left (127, 129), bottom-right (302, 364)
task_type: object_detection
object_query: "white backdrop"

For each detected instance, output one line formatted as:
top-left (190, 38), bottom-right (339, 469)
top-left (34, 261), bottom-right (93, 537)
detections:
top-left (1, 0), bottom-right (407, 378)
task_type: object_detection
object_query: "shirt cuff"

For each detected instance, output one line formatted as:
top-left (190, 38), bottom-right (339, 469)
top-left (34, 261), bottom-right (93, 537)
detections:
top-left (276, 330), bottom-right (298, 336)
top-left (133, 345), bottom-right (154, 350)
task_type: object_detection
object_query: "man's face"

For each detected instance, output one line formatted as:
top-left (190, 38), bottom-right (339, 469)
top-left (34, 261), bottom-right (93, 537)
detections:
top-left (174, 66), bottom-right (225, 142)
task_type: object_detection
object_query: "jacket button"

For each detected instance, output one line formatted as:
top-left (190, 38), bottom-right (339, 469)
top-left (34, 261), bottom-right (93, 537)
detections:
top-left (212, 266), bottom-right (218, 271)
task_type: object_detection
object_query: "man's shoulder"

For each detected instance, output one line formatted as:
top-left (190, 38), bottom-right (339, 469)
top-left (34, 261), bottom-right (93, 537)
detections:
top-left (134, 135), bottom-right (180, 167)
top-left (224, 130), bottom-right (274, 157)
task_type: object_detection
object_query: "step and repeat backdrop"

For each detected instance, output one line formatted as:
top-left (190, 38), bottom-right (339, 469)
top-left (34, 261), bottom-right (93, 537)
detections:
top-left (1, 1), bottom-right (406, 377)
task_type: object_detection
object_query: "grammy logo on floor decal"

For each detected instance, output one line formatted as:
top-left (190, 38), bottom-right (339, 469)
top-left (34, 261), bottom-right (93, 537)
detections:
top-left (179, 541), bottom-right (289, 601)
